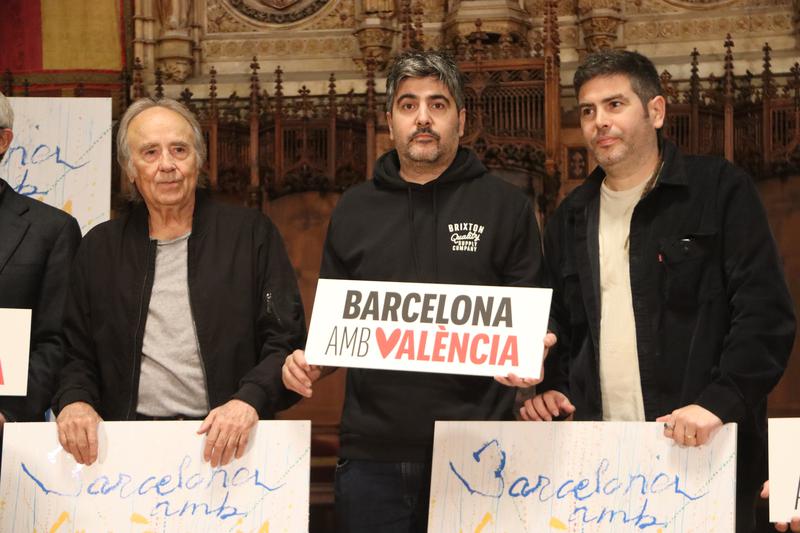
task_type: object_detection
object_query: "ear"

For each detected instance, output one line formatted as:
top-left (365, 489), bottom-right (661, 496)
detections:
top-left (0, 128), bottom-right (13, 155)
top-left (648, 95), bottom-right (666, 129)
top-left (386, 111), bottom-right (395, 141)
top-left (458, 108), bottom-right (466, 138)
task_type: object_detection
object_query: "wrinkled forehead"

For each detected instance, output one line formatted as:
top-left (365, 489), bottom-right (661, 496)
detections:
top-left (128, 106), bottom-right (195, 145)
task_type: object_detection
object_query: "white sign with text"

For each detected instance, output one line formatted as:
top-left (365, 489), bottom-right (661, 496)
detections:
top-left (0, 308), bottom-right (31, 396)
top-left (769, 417), bottom-right (800, 522)
top-left (0, 421), bottom-right (310, 532)
top-left (430, 421), bottom-right (737, 532)
top-left (306, 279), bottom-right (552, 378)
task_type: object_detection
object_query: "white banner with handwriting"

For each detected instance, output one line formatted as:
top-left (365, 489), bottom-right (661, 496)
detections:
top-left (0, 97), bottom-right (112, 234)
top-left (0, 421), bottom-right (310, 532)
top-left (306, 279), bottom-right (552, 379)
top-left (429, 421), bottom-right (737, 532)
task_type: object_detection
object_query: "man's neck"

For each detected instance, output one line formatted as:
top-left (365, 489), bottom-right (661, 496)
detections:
top-left (147, 200), bottom-right (195, 241)
top-left (603, 149), bottom-right (661, 192)
top-left (398, 152), bottom-right (457, 185)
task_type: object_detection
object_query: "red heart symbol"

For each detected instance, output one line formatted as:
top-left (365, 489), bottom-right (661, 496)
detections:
top-left (375, 328), bottom-right (401, 359)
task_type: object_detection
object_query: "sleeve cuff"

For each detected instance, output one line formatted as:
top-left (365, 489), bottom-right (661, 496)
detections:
top-left (695, 381), bottom-right (748, 424)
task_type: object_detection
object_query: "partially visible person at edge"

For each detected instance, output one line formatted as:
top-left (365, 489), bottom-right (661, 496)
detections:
top-left (523, 49), bottom-right (795, 533)
top-left (0, 91), bottom-right (82, 463)
top-left (282, 50), bottom-right (555, 532)
top-left (53, 97), bottom-right (306, 468)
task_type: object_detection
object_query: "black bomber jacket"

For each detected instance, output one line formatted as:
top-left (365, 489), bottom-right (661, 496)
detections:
top-left (53, 191), bottom-right (306, 419)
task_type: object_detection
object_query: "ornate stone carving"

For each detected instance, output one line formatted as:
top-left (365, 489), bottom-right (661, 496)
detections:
top-left (661, 0), bottom-right (739, 8)
top-left (158, 57), bottom-right (193, 82)
top-left (203, 36), bottom-right (357, 58)
top-left (207, 0), bottom-right (253, 32)
top-left (307, 0), bottom-right (354, 29)
top-left (353, 25), bottom-right (396, 68)
top-left (156, 0), bottom-right (195, 81)
top-left (625, 13), bottom-right (793, 43)
top-left (227, 0), bottom-right (331, 24)
top-left (157, 0), bottom-right (193, 34)
top-left (206, 0), bottom-right (351, 32)
top-left (577, 0), bottom-right (624, 51)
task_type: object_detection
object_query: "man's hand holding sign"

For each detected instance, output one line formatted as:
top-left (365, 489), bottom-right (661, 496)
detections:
top-left (284, 279), bottom-right (552, 396)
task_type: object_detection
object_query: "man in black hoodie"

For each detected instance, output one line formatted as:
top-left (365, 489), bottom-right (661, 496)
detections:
top-left (282, 51), bottom-right (552, 532)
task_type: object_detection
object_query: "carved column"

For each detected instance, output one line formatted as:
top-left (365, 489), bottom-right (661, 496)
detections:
top-left (577, 0), bottom-right (624, 53)
top-left (133, 0), bottom-right (157, 80)
top-left (353, 0), bottom-right (397, 70)
top-left (442, 0), bottom-right (531, 45)
top-left (155, 0), bottom-right (195, 83)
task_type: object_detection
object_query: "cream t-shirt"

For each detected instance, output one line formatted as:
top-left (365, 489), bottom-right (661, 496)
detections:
top-left (598, 178), bottom-right (649, 421)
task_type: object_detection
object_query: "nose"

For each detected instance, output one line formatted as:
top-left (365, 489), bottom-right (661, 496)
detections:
top-left (158, 150), bottom-right (177, 171)
top-left (593, 107), bottom-right (611, 131)
top-left (415, 105), bottom-right (431, 127)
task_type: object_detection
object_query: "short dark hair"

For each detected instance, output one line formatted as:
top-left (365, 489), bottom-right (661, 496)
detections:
top-left (385, 50), bottom-right (465, 113)
top-left (573, 50), bottom-right (662, 108)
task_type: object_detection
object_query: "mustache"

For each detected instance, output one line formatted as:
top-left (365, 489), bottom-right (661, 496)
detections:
top-left (409, 127), bottom-right (441, 141)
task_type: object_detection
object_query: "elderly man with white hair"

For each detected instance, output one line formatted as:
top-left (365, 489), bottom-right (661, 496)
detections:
top-left (53, 97), bottom-right (305, 467)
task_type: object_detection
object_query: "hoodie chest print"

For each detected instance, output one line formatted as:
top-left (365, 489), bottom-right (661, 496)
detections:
top-left (448, 222), bottom-right (484, 253)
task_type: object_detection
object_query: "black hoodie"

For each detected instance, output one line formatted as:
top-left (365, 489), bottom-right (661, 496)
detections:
top-left (321, 146), bottom-right (545, 461)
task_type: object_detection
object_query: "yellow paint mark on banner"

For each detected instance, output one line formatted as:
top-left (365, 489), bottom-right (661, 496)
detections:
top-left (48, 511), bottom-right (69, 533)
top-left (62, 199), bottom-right (72, 214)
top-left (474, 512), bottom-right (492, 533)
top-left (549, 516), bottom-right (568, 530)
top-left (258, 521), bottom-right (270, 533)
top-left (130, 513), bottom-right (149, 524)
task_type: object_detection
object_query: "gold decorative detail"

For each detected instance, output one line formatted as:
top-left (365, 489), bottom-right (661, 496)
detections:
top-left (354, 26), bottom-right (396, 68)
top-left (625, 13), bottom-right (793, 43)
top-left (206, 0), bottom-right (351, 32)
top-left (578, 0), bottom-right (623, 51)
top-left (202, 36), bottom-right (358, 58)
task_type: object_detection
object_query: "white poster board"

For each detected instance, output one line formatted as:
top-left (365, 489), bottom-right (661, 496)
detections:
top-left (0, 97), bottom-right (112, 234)
top-left (0, 308), bottom-right (31, 396)
top-left (429, 421), bottom-right (737, 532)
top-left (768, 417), bottom-right (800, 522)
top-left (306, 279), bottom-right (552, 379)
top-left (0, 421), bottom-right (310, 532)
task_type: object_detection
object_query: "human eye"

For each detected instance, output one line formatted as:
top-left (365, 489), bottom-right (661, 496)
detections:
top-left (171, 145), bottom-right (189, 158)
top-left (142, 147), bottom-right (159, 161)
top-left (430, 102), bottom-right (446, 111)
top-left (580, 106), bottom-right (594, 118)
top-left (400, 102), bottom-right (416, 111)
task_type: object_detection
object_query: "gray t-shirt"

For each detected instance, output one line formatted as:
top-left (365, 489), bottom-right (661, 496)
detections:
top-left (136, 232), bottom-right (209, 417)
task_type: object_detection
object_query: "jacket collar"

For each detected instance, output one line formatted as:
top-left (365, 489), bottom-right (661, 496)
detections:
top-left (568, 138), bottom-right (687, 212)
top-left (0, 178), bottom-right (31, 274)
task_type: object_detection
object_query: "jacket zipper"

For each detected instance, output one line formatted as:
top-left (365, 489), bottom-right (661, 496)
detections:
top-left (264, 290), bottom-right (283, 327)
top-left (126, 239), bottom-right (155, 420)
top-left (186, 236), bottom-right (211, 411)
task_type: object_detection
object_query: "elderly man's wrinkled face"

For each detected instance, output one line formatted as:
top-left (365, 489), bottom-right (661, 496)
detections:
top-left (127, 106), bottom-right (198, 211)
